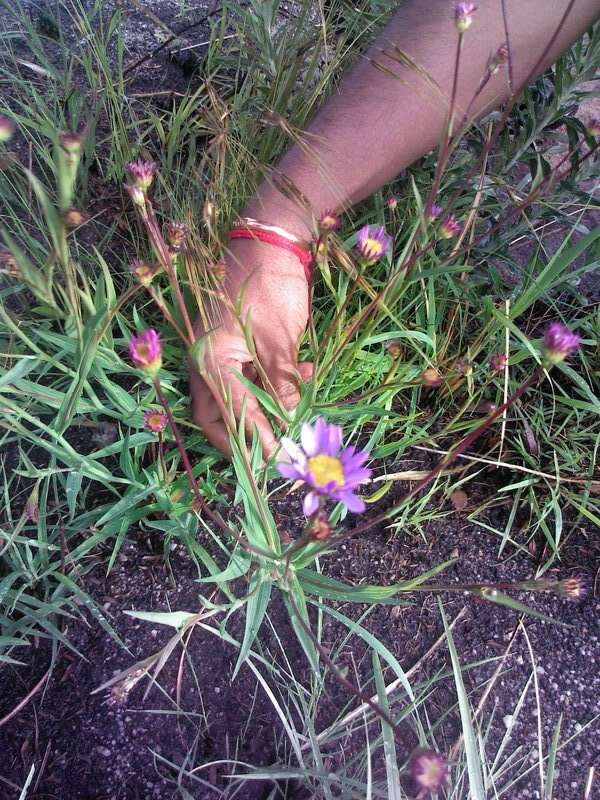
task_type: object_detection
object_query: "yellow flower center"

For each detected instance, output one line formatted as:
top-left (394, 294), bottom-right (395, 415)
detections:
top-left (362, 238), bottom-right (383, 259)
top-left (147, 414), bottom-right (163, 430)
top-left (137, 343), bottom-right (150, 360)
top-left (307, 455), bottom-right (344, 488)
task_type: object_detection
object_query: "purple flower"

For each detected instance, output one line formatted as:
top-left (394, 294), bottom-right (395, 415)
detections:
top-left (439, 215), bottom-right (462, 239)
top-left (407, 748), bottom-right (447, 798)
top-left (129, 329), bottom-right (162, 376)
top-left (144, 410), bottom-right (168, 433)
top-left (278, 418), bottom-right (371, 516)
top-left (318, 210), bottom-right (341, 231)
top-left (542, 322), bottom-right (581, 366)
top-left (427, 204), bottom-right (443, 223)
top-left (489, 353), bottom-right (507, 373)
top-left (126, 159), bottom-right (156, 190)
top-left (455, 2), bottom-right (476, 33)
top-left (356, 225), bottom-right (392, 263)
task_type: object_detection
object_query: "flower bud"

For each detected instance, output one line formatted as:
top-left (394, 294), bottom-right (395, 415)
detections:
top-left (427, 204), bottom-right (442, 223)
top-left (386, 196), bottom-right (398, 211)
top-left (489, 43), bottom-right (508, 75)
top-left (385, 339), bottom-right (404, 360)
top-left (542, 322), bottom-right (581, 368)
top-left (489, 353), bottom-right (507, 373)
top-left (0, 115), bottom-right (16, 143)
top-left (421, 368), bottom-right (443, 388)
top-left (439, 215), bottom-right (462, 239)
top-left (62, 208), bottom-right (87, 228)
top-left (454, 2), bottom-right (476, 33)
top-left (318, 210), bottom-right (341, 232)
top-left (165, 221), bottom-right (187, 253)
top-left (587, 117), bottom-right (600, 137)
top-left (126, 159), bottom-right (156, 191)
top-left (129, 329), bottom-right (162, 377)
top-left (311, 515), bottom-right (331, 541)
top-left (407, 748), bottom-right (447, 797)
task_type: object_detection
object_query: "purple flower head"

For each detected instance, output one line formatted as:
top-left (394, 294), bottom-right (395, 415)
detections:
top-left (356, 225), bottom-right (392, 264)
top-left (408, 748), bottom-right (447, 798)
top-left (144, 409), bottom-right (168, 433)
top-left (0, 115), bottom-right (15, 144)
top-left (439, 215), bottom-right (462, 239)
top-left (277, 418), bottom-right (371, 516)
top-left (129, 329), bottom-right (162, 376)
top-left (318, 210), bottom-right (341, 232)
top-left (455, 2), bottom-right (476, 33)
top-left (126, 159), bottom-right (156, 190)
top-left (542, 322), bottom-right (581, 366)
top-left (489, 353), bottom-right (507, 373)
top-left (427, 204), bottom-right (443, 223)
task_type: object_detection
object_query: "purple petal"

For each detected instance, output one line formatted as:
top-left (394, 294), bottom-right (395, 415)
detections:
top-left (301, 423), bottom-right (318, 457)
top-left (314, 418), bottom-right (330, 453)
top-left (280, 436), bottom-right (305, 465)
top-left (325, 424), bottom-right (343, 456)
top-left (339, 492), bottom-right (366, 513)
top-left (277, 463), bottom-right (304, 480)
top-left (303, 491), bottom-right (320, 517)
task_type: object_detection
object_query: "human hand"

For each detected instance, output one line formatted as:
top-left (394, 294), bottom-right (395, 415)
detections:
top-left (191, 236), bottom-right (313, 459)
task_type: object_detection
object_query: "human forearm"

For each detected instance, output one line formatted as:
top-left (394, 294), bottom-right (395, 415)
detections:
top-left (246, 0), bottom-right (600, 236)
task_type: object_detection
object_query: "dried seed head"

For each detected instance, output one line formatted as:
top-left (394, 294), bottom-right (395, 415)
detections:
top-left (62, 207), bottom-right (87, 228)
top-left (558, 576), bottom-right (588, 601)
top-left (129, 259), bottom-right (155, 288)
top-left (421, 368), bottom-right (443, 388)
top-left (0, 246), bottom-right (20, 279)
top-left (165, 221), bottom-right (188, 252)
top-left (385, 339), bottom-right (404, 360)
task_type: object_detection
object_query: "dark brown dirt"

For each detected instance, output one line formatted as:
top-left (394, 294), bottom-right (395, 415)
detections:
top-left (1, 481), bottom-right (598, 799)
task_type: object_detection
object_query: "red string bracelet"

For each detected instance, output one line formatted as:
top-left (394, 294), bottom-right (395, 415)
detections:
top-left (229, 226), bottom-right (314, 283)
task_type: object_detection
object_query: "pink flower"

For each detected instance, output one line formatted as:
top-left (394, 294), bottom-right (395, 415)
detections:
top-left (490, 353), bottom-right (507, 373)
top-left (439, 215), bottom-right (462, 239)
top-left (455, 2), bottom-right (476, 33)
top-left (318, 210), bottom-right (341, 232)
top-left (427, 204), bottom-right (443, 223)
top-left (386, 197), bottom-right (398, 210)
top-left (126, 159), bottom-right (156, 190)
top-left (278, 418), bottom-right (371, 516)
top-left (356, 225), bottom-right (392, 263)
top-left (542, 322), bottom-right (581, 366)
top-left (144, 410), bottom-right (168, 433)
top-left (408, 748), bottom-right (447, 798)
top-left (558, 576), bottom-right (588, 601)
top-left (129, 329), bottom-right (162, 376)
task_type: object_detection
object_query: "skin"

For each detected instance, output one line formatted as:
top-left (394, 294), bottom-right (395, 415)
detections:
top-left (192, 0), bottom-right (600, 458)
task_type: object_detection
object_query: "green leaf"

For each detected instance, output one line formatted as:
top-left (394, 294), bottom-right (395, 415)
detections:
top-left (372, 651), bottom-right (401, 800)
top-left (124, 610), bottom-right (197, 629)
top-left (282, 574), bottom-right (319, 674)
top-left (440, 600), bottom-right (485, 800)
top-left (232, 573), bottom-right (272, 678)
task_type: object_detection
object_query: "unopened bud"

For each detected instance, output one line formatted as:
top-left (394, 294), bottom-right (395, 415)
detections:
top-left (311, 515), bottom-right (331, 541)
top-left (454, 2), bottom-right (476, 33)
top-left (421, 368), bottom-right (443, 388)
top-left (0, 115), bottom-right (15, 143)
top-left (385, 339), bottom-right (404, 360)
top-left (489, 43), bottom-right (508, 75)
top-left (165, 221), bottom-right (187, 253)
top-left (489, 353), bottom-right (507, 373)
top-left (63, 208), bottom-right (87, 228)
top-left (129, 259), bottom-right (155, 288)
top-left (386, 196), bottom-right (398, 210)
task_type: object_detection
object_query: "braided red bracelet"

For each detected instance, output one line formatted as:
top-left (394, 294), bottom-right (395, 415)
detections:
top-left (229, 222), bottom-right (314, 282)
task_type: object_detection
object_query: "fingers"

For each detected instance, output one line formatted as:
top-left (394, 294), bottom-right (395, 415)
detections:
top-left (193, 340), bottom-right (278, 458)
